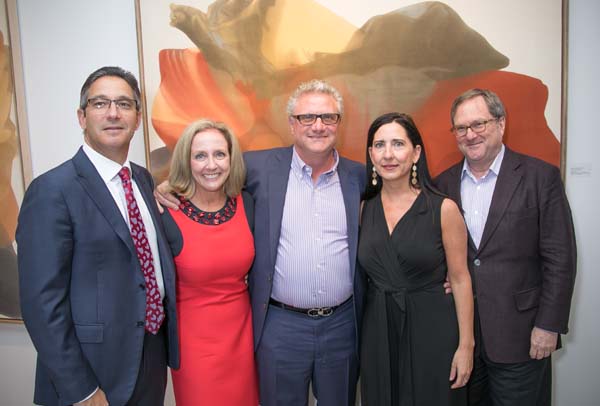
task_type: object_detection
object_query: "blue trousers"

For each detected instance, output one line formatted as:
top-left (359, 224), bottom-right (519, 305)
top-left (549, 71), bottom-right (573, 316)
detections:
top-left (256, 299), bottom-right (359, 406)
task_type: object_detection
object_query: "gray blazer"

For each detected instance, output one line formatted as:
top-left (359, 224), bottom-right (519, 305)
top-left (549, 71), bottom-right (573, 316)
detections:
top-left (435, 147), bottom-right (576, 363)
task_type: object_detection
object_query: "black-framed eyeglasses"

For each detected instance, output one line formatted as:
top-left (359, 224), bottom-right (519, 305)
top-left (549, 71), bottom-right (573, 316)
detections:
top-left (86, 97), bottom-right (138, 112)
top-left (451, 118), bottom-right (500, 137)
top-left (292, 113), bottom-right (341, 126)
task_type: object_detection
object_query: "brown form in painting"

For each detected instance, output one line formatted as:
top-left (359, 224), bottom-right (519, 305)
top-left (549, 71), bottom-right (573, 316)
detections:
top-left (148, 0), bottom-right (559, 179)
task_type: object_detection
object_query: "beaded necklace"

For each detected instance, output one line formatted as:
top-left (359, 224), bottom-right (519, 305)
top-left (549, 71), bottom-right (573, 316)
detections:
top-left (178, 195), bottom-right (237, 225)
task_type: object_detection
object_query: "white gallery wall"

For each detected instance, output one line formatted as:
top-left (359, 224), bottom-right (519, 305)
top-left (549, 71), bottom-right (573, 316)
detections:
top-left (556, 0), bottom-right (600, 402)
top-left (0, 0), bottom-right (598, 405)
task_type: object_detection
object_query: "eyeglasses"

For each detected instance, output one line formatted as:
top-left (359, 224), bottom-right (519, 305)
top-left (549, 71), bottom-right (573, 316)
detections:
top-left (451, 118), bottom-right (500, 137)
top-left (292, 113), bottom-right (341, 126)
top-left (86, 97), bottom-right (138, 112)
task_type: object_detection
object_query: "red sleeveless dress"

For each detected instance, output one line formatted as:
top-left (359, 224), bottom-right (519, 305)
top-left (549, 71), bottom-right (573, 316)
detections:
top-left (169, 194), bottom-right (258, 405)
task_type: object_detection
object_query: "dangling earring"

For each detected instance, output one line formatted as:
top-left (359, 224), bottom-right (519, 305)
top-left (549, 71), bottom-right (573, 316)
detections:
top-left (371, 166), bottom-right (378, 186)
top-left (411, 163), bottom-right (418, 186)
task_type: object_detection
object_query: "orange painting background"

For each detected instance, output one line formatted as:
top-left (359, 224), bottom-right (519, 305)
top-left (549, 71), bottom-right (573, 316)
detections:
top-left (139, 0), bottom-right (561, 180)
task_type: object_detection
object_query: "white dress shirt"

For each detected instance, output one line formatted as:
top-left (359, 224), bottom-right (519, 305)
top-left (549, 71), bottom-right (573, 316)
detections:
top-left (82, 143), bottom-right (165, 298)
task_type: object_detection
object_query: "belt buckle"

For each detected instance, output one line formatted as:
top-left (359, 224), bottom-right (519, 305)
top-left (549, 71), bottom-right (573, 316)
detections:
top-left (307, 306), bottom-right (333, 317)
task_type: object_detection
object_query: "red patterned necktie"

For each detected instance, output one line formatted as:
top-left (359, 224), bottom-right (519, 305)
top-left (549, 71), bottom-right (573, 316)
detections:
top-left (118, 167), bottom-right (165, 334)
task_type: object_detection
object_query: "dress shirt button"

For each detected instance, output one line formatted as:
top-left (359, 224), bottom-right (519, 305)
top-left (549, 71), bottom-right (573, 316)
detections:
top-left (137, 321), bottom-right (145, 327)
top-left (474, 259), bottom-right (481, 266)
top-left (139, 283), bottom-right (145, 290)
top-left (263, 303), bottom-right (267, 310)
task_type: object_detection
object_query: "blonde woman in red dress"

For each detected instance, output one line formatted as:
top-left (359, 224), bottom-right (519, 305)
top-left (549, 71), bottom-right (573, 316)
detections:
top-left (161, 119), bottom-right (258, 405)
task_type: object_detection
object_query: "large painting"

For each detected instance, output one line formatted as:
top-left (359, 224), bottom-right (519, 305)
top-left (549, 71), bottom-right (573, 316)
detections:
top-left (1, 0), bottom-right (31, 322)
top-left (136, 0), bottom-right (565, 181)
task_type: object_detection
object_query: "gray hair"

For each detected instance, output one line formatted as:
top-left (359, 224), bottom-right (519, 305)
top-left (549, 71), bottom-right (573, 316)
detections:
top-left (286, 79), bottom-right (344, 116)
top-left (450, 88), bottom-right (506, 125)
top-left (79, 66), bottom-right (141, 112)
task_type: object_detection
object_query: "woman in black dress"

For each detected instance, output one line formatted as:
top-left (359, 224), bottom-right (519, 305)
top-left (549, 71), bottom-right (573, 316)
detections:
top-left (358, 112), bottom-right (474, 405)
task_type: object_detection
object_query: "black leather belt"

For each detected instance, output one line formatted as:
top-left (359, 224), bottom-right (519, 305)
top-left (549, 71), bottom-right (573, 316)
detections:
top-left (269, 296), bottom-right (352, 318)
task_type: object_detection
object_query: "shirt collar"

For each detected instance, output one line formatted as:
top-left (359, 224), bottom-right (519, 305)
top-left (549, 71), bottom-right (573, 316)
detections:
top-left (461, 144), bottom-right (505, 181)
top-left (291, 146), bottom-right (339, 178)
top-left (82, 143), bottom-right (132, 183)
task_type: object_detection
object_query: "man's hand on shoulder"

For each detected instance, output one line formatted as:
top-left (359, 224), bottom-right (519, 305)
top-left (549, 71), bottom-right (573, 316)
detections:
top-left (75, 388), bottom-right (108, 406)
top-left (154, 180), bottom-right (179, 213)
top-left (529, 327), bottom-right (558, 360)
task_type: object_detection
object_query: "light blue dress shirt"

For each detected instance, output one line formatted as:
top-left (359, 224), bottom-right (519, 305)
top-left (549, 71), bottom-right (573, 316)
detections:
top-left (460, 144), bottom-right (505, 248)
top-left (270, 148), bottom-right (353, 308)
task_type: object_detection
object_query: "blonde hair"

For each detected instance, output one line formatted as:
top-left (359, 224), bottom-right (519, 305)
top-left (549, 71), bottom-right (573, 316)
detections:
top-left (169, 119), bottom-right (245, 198)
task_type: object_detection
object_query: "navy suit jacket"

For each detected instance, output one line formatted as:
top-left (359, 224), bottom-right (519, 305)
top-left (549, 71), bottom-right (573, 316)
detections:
top-left (435, 148), bottom-right (576, 363)
top-left (17, 148), bottom-right (179, 406)
top-left (244, 147), bottom-right (366, 351)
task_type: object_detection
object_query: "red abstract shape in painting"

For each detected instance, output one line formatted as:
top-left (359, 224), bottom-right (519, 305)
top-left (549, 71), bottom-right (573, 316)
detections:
top-left (412, 70), bottom-right (560, 177)
top-left (152, 48), bottom-right (289, 158)
top-left (152, 51), bottom-right (560, 179)
top-left (152, 48), bottom-right (254, 150)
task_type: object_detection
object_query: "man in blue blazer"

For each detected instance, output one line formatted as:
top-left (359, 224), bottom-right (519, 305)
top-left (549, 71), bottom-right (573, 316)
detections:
top-left (156, 79), bottom-right (365, 405)
top-left (17, 66), bottom-right (179, 406)
top-left (244, 80), bottom-right (365, 405)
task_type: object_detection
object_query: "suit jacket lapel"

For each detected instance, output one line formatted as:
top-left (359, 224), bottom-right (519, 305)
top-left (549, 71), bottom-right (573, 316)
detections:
top-left (131, 164), bottom-right (165, 248)
top-left (338, 158), bottom-right (360, 276)
top-left (268, 147), bottom-right (293, 264)
top-left (478, 149), bottom-right (523, 253)
top-left (444, 163), bottom-right (478, 252)
top-left (131, 164), bottom-right (176, 286)
top-left (131, 165), bottom-right (159, 230)
top-left (72, 148), bottom-right (135, 254)
top-left (444, 163), bottom-right (463, 209)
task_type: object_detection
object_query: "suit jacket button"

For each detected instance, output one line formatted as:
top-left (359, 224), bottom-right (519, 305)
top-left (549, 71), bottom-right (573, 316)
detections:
top-left (137, 321), bottom-right (145, 327)
top-left (139, 283), bottom-right (145, 290)
top-left (474, 259), bottom-right (481, 266)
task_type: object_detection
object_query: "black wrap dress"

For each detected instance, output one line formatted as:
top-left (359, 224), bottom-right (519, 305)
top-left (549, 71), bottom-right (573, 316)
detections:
top-left (358, 192), bottom-right (466, 406)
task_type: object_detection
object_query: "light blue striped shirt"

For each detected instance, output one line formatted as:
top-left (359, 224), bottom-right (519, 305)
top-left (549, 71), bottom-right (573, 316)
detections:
top-left (460, 145), bottom-right (505, 248)
top-left (271, 148), bottom-right (353, 308)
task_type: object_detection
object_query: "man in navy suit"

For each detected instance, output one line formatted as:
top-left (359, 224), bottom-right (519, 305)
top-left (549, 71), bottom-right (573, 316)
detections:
top-left (156, 79), bottom-right (365, 405)
top-left (243, 80), bottom-right (365, 405)
top-left (435, 88), bottom-right (576, 406)
top-left (17, 66), bottom-right (179, 406)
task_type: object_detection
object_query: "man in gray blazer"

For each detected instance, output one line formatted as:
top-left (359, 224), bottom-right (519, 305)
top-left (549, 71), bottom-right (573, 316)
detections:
top-left (17, 66), bottom-right (179, 406)
top-left (435, 88), bottom-right (576, 406)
